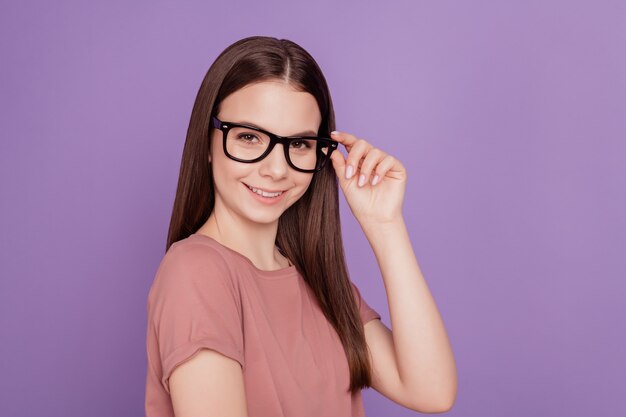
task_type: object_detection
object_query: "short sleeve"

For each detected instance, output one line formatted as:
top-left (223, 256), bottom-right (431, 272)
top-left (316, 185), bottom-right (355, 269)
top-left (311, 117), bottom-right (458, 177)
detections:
top-left (349, 280), bottom-right (381, 325)
top-left (147, 242), bottom-right (244, 394)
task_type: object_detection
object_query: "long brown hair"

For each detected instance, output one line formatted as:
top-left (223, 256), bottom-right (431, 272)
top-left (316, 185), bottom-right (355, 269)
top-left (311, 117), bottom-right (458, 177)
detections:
top-left (166, 35), bottom-right (374, 393)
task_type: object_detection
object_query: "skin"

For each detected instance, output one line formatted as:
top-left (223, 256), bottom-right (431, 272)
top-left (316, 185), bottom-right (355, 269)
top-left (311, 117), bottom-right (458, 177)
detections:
top-left (329, 131), bottom-right (458, 412)
top-left (169, 80), bottom-right (458, 416)
top-left (197, 80), bottom-right (319, 271)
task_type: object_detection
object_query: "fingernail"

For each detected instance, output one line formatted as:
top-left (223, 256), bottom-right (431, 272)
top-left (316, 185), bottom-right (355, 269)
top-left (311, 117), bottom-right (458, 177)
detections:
top-left (346, 165), bottom-right (353, 179)
top-left (358, 174), bottom-right (366, 187)
top-left (371, 174), bottom-right (379, 186)
top-left (331, 131), bottom-right (339, 136)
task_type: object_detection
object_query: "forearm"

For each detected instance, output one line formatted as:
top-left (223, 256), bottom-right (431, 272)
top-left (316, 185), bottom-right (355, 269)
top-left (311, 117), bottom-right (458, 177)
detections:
top-left (361, 217), bottom-right (457, 407)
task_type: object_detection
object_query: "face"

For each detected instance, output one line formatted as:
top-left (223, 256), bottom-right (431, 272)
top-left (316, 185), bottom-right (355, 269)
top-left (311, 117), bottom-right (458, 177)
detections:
top-left (209, 80), bottom-right (322, 226)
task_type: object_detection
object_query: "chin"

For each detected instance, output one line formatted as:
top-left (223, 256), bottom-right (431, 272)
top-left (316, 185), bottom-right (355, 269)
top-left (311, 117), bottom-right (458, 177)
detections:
top-left (242, 211), bottom-right (284, 225)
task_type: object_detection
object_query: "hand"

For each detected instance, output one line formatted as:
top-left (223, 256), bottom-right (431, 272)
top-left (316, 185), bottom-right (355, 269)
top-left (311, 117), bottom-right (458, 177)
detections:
top-left (328, 130), bottom-right (407, 225)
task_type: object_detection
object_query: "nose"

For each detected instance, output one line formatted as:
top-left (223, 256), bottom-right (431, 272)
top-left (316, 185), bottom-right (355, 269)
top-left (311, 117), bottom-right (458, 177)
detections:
top-left (259, 142), bottom-right (289, 178)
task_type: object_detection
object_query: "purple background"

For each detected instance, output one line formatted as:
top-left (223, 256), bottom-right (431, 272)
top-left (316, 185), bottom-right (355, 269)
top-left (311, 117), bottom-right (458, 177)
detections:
top-left (1, 1), bottom-right (624, 416)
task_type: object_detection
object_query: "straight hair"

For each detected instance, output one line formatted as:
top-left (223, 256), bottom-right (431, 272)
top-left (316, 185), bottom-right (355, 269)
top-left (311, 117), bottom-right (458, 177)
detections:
top-left (166, 35), bottom-right (374, 393)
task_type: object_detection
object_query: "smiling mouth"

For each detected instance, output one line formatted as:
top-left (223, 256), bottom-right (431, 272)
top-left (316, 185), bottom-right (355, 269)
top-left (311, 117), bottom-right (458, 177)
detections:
top-left (243, 183), bottom-right (285, 198)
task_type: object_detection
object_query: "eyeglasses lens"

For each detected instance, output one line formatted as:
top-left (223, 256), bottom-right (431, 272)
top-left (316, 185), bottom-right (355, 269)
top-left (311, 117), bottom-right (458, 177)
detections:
top-left (225, 126), bottom-right (330, 171)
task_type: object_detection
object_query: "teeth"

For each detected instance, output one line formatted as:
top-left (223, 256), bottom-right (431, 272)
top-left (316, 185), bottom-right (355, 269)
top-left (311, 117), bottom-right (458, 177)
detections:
top-left (246, 184), bottom-right (283, 198)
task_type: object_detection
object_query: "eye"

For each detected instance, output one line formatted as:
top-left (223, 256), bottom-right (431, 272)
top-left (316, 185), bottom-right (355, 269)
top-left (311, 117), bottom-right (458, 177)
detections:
top-left (236, 133), bottom-right (260, 143)
top-left (290, 139), bottom-right (313, 149)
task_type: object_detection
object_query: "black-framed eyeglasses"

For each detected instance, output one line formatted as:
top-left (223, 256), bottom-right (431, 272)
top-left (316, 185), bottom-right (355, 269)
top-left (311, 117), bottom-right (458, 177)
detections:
top-left (211, 116), bottom-right (338, 173)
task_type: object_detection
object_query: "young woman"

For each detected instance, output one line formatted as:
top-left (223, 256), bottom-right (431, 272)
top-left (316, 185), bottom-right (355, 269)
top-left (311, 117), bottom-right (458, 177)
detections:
top-left (145, 36), bottom-right (457, 417)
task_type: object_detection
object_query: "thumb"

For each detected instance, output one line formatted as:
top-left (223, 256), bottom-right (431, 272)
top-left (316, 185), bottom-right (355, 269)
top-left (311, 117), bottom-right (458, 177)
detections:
top-left (329, 148), bottom-right (347, 180)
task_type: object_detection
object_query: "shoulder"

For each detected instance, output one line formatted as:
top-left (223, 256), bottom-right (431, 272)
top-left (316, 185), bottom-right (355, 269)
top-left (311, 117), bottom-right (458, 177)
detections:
top-left (149, 235), bottom-right (237, 300)
top-left (164, 235), bottom-right (230, 270)
top-left (348, 280), bottom-right (363, 304)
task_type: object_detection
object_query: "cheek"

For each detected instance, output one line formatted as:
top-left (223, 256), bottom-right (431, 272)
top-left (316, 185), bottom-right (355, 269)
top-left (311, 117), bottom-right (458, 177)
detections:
top-left (211, 158), bottom-right (246, 194)
top-left (293, 174), bottom-right (314, 195)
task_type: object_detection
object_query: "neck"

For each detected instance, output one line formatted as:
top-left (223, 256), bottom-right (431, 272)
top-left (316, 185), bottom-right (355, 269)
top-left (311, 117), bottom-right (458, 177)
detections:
top-left (196, 204), bottom-right (288, 270)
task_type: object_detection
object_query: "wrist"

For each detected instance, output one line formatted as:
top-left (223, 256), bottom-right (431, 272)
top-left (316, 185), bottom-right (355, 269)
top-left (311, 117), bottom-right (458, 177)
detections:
top-left (360, 215), bottom-right (406, 236)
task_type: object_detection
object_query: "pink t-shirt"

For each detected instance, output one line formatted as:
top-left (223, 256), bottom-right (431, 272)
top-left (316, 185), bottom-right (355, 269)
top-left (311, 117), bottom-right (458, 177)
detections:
top-left (145, 233), bottom-right (381, 417)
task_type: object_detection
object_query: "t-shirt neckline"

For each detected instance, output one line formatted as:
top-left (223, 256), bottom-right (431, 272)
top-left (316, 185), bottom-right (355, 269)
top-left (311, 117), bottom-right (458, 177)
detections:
top-left (190, 233), bottom-right (298, 279)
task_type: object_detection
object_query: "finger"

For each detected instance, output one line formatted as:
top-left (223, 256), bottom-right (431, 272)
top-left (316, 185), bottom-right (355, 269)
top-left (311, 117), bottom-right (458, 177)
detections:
top-left (344, 139), bottom-right (372, 180)
top-left (356, 148), bottom-right (385, 187)
top-left (330, 131), bottom-right (360, 152)
top-left (371, 154), bottom-right (397, 185)
top-left (329, 146), bottom-right (347, 180)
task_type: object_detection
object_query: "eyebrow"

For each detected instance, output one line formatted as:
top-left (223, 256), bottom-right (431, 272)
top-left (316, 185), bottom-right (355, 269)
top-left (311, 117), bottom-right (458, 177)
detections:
top-left (234, 120), bottom-right (318, 137)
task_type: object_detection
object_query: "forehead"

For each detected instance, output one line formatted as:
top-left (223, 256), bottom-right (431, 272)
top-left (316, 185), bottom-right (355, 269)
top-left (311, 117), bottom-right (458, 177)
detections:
top-left (218, 81), bottom-right (322, 137)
